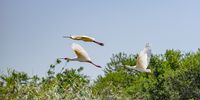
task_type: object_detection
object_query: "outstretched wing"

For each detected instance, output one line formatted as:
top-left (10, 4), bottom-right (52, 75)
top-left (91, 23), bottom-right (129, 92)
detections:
top-left (71, 35), bottom-right (83, 40)
top-left (136, 52), bottom-right (148, 69)
top-left (80, 35), bottom-right (95, 42)
top-left (136, 43), bottom-right (151, 69)
top-left (72, 43), bottom-right (91, 61)
top-left (145, 43), bottom-right (151, 65)
top-left (72, 35), bottom-right (95, 42)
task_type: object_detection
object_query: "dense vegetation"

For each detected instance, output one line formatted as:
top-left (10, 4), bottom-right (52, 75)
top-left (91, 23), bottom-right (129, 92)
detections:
top-left (1, 49), bottom-right (200, 99)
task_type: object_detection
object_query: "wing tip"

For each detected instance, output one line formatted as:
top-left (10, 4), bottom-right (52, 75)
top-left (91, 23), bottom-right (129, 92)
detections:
top-left (145, 43), bottom-right (150, 48)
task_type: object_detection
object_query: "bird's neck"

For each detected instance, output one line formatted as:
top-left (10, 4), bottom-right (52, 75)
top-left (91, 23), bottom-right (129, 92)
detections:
top-left (69, 58), bottom-right (78, 61)
top-left (145, 69), bottom-right (151, 73)
top-left (64, 57), bottom-right (78, 61)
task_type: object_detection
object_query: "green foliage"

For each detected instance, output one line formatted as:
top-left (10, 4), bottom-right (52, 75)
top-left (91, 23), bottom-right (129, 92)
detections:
top-left (93, 49), bottom-right (200, 99)
top-left (0, 61), bottom-right (98, 99)
top-left (1, 49), bottom-right (200, 99)
top-left (93, 70), bottom-right (136, 99)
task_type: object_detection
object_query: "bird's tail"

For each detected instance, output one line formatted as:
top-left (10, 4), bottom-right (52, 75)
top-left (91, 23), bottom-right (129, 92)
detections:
top-left (93, 41), bottom-right (104, 46)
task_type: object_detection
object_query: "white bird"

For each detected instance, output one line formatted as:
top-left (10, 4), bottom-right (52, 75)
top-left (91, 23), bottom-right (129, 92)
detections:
top-left (125, 43), bottom-right (151, 73)
top-left (59, 43), bottom-right (101, 68)
top-left (63, 35), bottom-right (104, 46)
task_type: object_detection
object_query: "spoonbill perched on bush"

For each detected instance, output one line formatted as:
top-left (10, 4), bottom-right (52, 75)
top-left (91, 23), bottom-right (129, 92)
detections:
top-left (63, 35), bottom-right (104, 46)
top-left (125, 43), bottom-right (151, 73)
top-left (59, 43), bottom-right (101, 68)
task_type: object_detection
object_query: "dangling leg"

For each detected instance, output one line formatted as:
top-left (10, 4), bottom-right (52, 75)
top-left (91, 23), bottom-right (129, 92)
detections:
top-left (87, 61), bottom-right (101, 68)
top-left (93, 40), bottom-right (104, 46)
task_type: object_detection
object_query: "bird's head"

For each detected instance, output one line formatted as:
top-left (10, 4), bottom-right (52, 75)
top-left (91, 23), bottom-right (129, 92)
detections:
top-left (59, 57), bottom-right (70, 62)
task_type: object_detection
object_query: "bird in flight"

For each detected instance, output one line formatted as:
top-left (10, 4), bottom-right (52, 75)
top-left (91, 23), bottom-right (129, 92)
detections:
top-left (63, 35), bottom-right (104, 46)
top-left (125, 43), bottom-right (152, 73)
top-left (59, 43), bottom-right (101, 68)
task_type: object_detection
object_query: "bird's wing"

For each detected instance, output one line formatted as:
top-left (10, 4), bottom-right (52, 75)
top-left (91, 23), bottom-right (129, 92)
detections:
top-left (80, 36), bottom-right (95, 42)
top-left (72, 43), bottom-right (91, 61)
top-left (136, 50), bottom-right (148, 69)
top-left (71, 35), bottom-right (95, 42)
top-left (71, 35), bottom-right (83, 40)
top-left (136, 43), bottom-right (152, 69)
top-left (145, 43), bottom-right (151, 65)
top-left (146, 47), bottom-right (151, 65)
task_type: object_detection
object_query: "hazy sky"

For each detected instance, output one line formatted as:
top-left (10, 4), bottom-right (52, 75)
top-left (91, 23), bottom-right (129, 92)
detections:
top-left (1, 0), bottom-right (200, 80)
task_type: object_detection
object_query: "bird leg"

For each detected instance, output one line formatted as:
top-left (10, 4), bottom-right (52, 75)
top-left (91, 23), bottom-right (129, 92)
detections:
top-left (87, 61), bottom-right (101, 68)
top-left (93, 40), bottom-right (104, 46)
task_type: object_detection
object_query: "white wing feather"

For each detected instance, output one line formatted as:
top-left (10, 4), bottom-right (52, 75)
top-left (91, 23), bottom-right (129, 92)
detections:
top-left (82, 35), bottom-right (95, 40)
top-left (72, 35), bottom-right (95, 40)
top-left (72, 43), bottom-right (91, 61)
top-left (136, 43), bottom-right (151, 69)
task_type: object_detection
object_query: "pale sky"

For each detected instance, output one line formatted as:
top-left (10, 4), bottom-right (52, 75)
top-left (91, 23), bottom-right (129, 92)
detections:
top-left (1, 0), bottom-right (200, 80)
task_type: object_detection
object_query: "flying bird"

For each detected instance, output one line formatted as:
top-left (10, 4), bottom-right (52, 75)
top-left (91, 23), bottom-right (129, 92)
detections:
top-left (59, 43), bottom-right (101, 68)
top-left (125, 43), bottom-right (152, 73)
top-left (63, 35), bottom-right (104, 46)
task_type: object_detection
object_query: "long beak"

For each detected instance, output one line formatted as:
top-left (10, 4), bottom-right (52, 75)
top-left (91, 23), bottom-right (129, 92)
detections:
top-left (63, 36), bottom-right (71, 38)
top-left (58, 58), bottom-right (65, 59)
